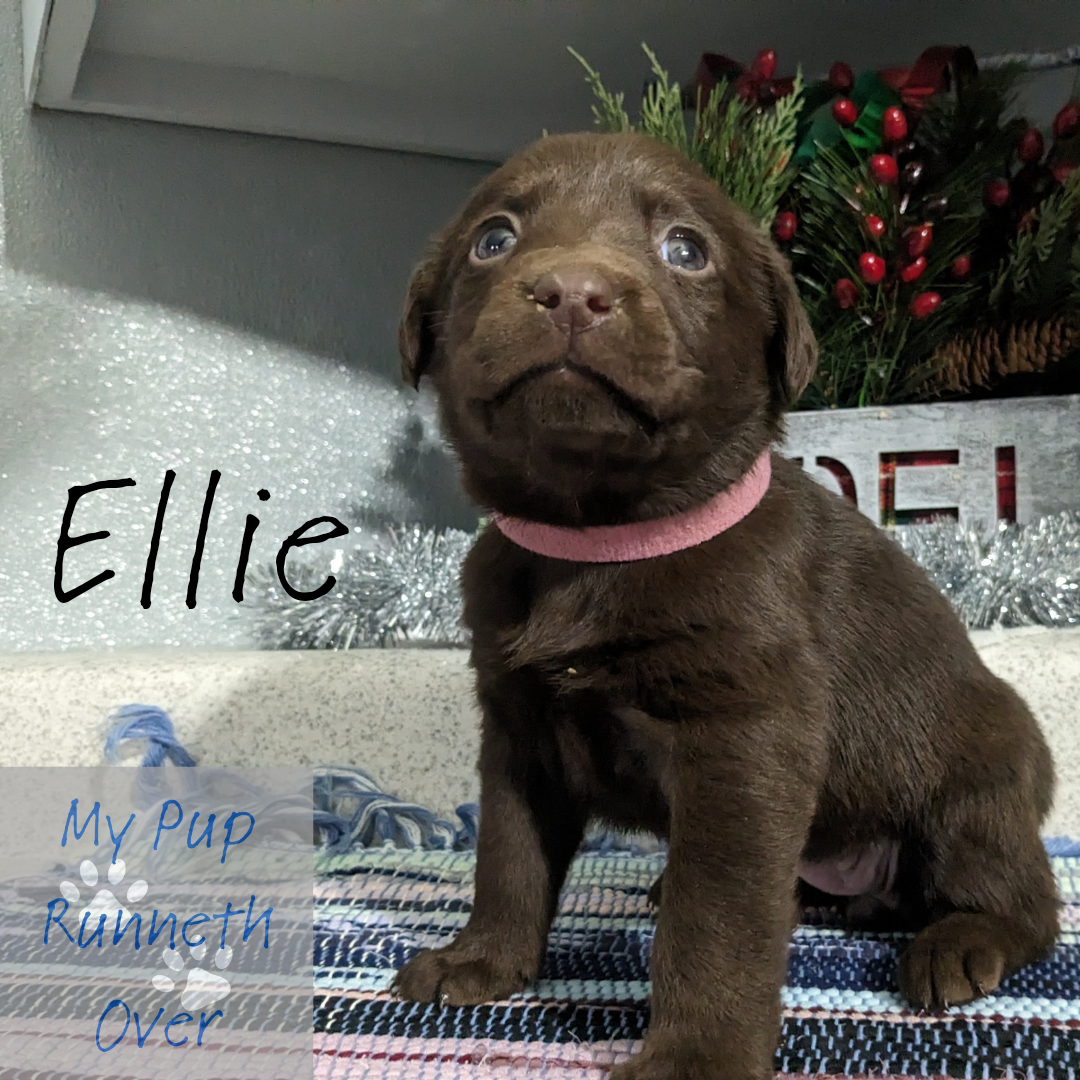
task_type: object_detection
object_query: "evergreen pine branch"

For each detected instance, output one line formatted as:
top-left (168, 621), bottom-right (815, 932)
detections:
top-left (989, 241), bottom-right (1024, 308)
top-left (1032, 169), bottom-right (1080, 266)
top-left (725, 71), bottom-right (804, 226)
top-left (569, 45), bottom-right (802, 228)
top-left (568, 46), bottom-right (631, 132)
top-left (692, 79), bottom-right (745, 187)
top-left (638, 44), bottom-right (690, 155)
top-left (990, 167), bottom-right (1080, 313)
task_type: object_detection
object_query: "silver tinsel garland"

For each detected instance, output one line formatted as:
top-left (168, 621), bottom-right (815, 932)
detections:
top-left (893, 511), bottom-right (1080, 630)
top-left (249, 525), bottom-right (474, 649)
top-left (251, 512), bottom-right (1080, 649)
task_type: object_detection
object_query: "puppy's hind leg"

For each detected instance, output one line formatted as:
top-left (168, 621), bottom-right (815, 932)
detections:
top-left (898, 694), bottom-right (1058, 1008)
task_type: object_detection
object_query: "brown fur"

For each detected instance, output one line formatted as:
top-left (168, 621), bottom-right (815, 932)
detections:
top-left (391, 132), bottom-right (1058, 1080)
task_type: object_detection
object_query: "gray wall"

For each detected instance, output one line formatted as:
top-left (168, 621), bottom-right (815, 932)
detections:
top-left (1, 13), bottom-right (492, 375)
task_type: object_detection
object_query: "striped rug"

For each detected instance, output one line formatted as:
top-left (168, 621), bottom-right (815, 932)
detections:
top-left (313, 843), bottom-right (1080, 1079)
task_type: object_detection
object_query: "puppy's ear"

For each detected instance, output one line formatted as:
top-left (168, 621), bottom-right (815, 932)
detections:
top-left (399, 243), bottom-right (444, 390)
top-left (762, 242), bottom-right (817, 408)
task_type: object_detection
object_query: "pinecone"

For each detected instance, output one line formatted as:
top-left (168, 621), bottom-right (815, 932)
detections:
top-left (929, 315), bottom-right (1080, 396)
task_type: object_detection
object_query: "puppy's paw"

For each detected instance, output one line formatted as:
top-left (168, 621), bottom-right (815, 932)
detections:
top-left (898, 914), bottom-right (1007, 1008)
top-left (393, 945), bottom-right (533, 1006)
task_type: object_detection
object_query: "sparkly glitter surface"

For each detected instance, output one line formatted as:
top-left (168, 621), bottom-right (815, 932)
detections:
top-left (0, 252), bottom-right (464, 651)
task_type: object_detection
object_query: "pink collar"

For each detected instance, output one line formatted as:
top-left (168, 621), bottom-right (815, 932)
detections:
top-left (493, 450), bottom-right (772, 563)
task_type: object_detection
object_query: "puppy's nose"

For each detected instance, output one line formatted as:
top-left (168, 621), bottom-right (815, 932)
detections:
top-left (533, 270), bottom-right (614, 332)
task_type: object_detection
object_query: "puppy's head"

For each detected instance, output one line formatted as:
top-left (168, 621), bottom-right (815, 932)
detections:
top-left (401, 132), bottom-right (815, 526)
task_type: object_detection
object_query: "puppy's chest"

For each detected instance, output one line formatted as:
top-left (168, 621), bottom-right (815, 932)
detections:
top-left (550, 701), bottom-right (672, 834)
top-left (498, 571), bottom-right (676, 830)
top-left (499, 565), bottom-right (681, 707)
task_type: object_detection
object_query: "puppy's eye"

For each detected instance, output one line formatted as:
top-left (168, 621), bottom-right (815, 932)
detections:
top-left (660, 230), bottom-right (708, 272)
top-left (474, 220), bottom-right (518, 261)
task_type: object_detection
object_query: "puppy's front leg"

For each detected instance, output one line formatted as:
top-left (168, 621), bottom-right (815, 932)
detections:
top-left (613, 714), bottom-right (820, 1080)
top-left (395, 682), bottom-right (584, 1005)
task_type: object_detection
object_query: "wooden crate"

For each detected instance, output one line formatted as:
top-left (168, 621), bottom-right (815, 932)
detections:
top-left (781, 394), bottom-right (1080, 527)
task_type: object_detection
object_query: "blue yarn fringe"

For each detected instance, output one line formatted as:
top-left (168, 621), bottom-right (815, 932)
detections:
top-left (313, 767), bottom-right (479, 853)
top-left (310, 769), bottom-right (660, 854)
top-left (103, 704), bottom-right (1077, 858)
top-left (101, 706), bottom-right (479, 852)
top-left (104, 704), bottom-right (197, 768)
top-left (104, 703), bottom-right (197, 805)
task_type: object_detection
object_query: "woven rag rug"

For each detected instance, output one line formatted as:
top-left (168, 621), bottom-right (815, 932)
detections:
top-left (313, 840), bottom-right (1080, 1080)
top-left (71, 720), bottom-right (1080, 1080)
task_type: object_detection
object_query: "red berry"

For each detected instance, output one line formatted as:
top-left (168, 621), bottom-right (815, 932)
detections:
top-left (1053, 101), bottom-right (1080, 140)
top-left (869, 154), bottom-right (899, 185)
top-left (832, 98), bottom-right (858, 127)
top-left (833, 278), bottom-right (859, 309)
top-left (984, 178), bottom-right (1010, 208)
top-left (828, 61), bottom-right (854, 94)
top-left (772, 211), bottom-right (797, 242)
top-left (899, 256), bottom-right (927, 283)
top-left (1053, 162), bottom-right (1077, 185)
top-left (864, 214), bottom-right (886, 239)
top-left (905, 223), bottom-right (933, 258)
top-left (950, 254), bottom-right (972, 280)
top-left (858, 252), bottom-right (886, 285)
top-left (882, 106), bottom-right (908, 143)
top-left (772, 77), bottom-right (795, 98)
top-left (910, 291), bottom-right (941, 319)
top-left (1017, 127), bottom-right (1045, 163)
top-left (750, 49), bottom-right (777, 81)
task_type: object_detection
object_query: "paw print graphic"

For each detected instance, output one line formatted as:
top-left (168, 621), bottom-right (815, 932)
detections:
top-left (153, 941), bottom-right (234, 1010)
top-left (59, 859), bottom-right (148, 925)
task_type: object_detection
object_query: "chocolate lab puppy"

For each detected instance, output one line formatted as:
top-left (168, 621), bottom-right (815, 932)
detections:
top-left (392, 131), bottom-right (1057, 1080)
